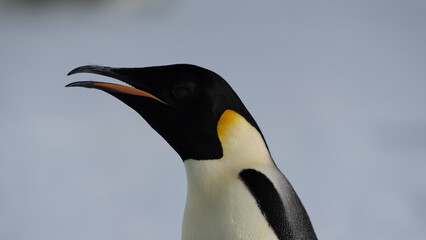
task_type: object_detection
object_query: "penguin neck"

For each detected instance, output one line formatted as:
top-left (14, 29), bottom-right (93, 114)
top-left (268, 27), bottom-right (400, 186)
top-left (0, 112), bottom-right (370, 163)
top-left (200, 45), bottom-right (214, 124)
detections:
top-left (181, 110), bottom-right (276, 239)
top-left (183, 109), bottom-right (274, 195)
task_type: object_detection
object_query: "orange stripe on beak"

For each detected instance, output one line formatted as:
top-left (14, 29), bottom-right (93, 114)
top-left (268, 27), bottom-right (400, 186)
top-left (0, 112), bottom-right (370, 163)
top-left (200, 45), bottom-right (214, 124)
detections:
top-left (92, 82), bottom-right (166, 104)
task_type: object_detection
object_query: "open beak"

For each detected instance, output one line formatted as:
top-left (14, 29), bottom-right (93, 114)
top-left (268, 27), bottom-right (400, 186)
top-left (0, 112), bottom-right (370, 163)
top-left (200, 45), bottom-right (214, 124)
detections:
top-left (66, 65), bottom-right (167, 105)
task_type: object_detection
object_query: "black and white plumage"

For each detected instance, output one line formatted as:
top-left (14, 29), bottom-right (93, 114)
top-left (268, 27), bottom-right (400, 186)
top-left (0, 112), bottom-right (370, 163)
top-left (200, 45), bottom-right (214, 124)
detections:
top-left (67, 64), bottom-right (317, 240)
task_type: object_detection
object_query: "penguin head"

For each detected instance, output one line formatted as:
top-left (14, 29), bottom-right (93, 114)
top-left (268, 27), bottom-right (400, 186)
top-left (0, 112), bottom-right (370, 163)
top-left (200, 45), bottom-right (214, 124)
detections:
top-left (67, 64), bottom-right (262, 161)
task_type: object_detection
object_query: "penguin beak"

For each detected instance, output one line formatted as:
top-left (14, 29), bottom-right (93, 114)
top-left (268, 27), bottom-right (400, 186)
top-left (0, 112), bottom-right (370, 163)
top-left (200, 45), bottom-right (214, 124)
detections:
top-left (66, 65), bottom-right (167, 104)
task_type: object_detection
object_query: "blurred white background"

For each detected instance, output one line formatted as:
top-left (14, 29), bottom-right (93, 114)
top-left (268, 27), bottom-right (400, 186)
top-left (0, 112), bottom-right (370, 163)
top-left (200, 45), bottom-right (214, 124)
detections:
top-left (1, 0), bottom-right (425, 239)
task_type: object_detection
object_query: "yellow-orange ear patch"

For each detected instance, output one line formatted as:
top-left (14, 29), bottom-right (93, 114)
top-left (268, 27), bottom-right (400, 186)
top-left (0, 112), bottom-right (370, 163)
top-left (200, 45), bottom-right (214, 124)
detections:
top-left (217, 109), bottom-right (241, 143)
top-left (216, 109), bottom-right (272, 165)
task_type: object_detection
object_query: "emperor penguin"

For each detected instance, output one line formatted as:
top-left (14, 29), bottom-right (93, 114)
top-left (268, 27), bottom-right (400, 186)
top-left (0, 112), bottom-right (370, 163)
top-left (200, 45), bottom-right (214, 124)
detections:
top-left (67, 64), bottom-right (317, 240)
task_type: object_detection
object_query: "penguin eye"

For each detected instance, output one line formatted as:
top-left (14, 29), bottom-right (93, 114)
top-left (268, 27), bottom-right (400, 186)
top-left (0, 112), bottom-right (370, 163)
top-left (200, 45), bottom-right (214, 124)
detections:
top-left (173, 85), bottom-right (193, 99)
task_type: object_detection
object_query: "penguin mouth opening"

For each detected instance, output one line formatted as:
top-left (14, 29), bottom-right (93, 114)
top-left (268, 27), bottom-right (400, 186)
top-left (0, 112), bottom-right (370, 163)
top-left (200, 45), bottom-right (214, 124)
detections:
top-left (66, 65), bottom-right (167, 104)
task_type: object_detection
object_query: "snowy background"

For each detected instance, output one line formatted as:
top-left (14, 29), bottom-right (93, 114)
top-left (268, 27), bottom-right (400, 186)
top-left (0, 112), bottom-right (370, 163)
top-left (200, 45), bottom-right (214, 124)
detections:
top-left (1, 0), bottom-right (425, 239)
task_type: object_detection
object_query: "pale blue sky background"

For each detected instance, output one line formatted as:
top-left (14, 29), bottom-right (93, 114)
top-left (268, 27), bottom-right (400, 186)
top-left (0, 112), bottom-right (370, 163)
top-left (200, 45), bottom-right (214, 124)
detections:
top-left (1, 0), bottom-right (425, 239)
